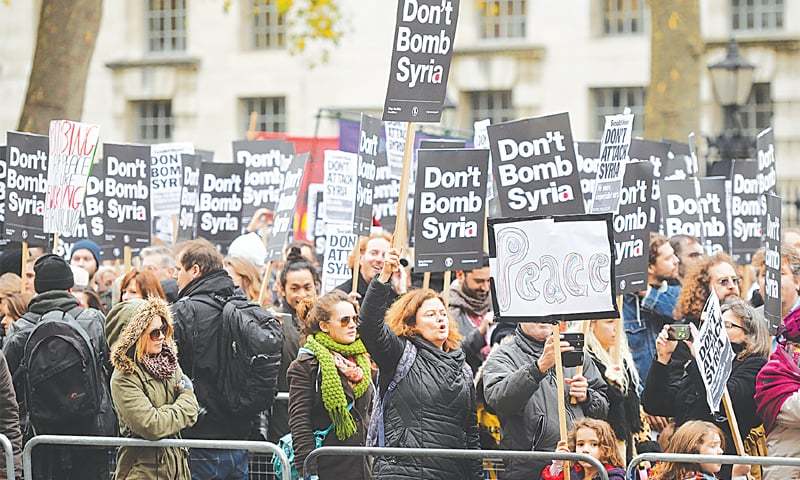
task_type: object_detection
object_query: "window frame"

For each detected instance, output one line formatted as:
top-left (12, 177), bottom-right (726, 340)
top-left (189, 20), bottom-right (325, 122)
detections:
top-left (241, 96), bottom-right (288, 133)
top-left (478, 0), bottom-right (527, 40)
top-left (591, 87), bottom-right (646, 139)
top-left (731, 0), bottom-right (784, 32)
top-left (602, 0), bottom-right (646, 36)
top-left (134, 100), bottom-right (174, 143)
top-left (468, 90), bottom-right (515, 125)
top-left (250, 0), bottom-right (287, 50)
top-left (145, 0), bottom-right (188, 54)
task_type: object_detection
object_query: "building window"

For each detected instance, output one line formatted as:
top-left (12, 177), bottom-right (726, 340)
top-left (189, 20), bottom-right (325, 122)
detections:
top-left (727, 83), bottom-right (773, 137)
top-left (592, 87), bottom-right (646, 138)
top-left (603, 0), bottom-right (645, 35)
top-left (146, 0), bottom-right (187, 53)
top-left (478, 0), bottom-right (526, 39)
top-left (251, 0), bottom-right (286, 49)
top-left (732, 0), bottom-right (783, 31)
top-left (468, 90), bottom-right (515, 125)
top-left (242, 97), bottom-right (287, 132)
top-left (134, 100), bottom-right (173, 143)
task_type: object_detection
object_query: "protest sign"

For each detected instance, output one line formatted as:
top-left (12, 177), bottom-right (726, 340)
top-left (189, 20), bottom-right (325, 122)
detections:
top-left (474, 118), bottom-right (498, 212)
top-left (663, 141), bottom-right (694, 179)
top-left (324, 150), bottom-right (359, 225)
top-left (373, 148), bottom-right (400, 232)
top-left (729, 160), bottom-right (762, 263)
top-left (413, 149), bottom-right (489, 273)
top-left (488, 214), bottom-right (617, 322)
top-left (590, 112), bottom-right (634, 214)
top-left (0, 146), bottom-right (6, 235)
top-left (385, 121), bottom-right (407, 179)
top-left (196, 162), bottom-right (245, 253)
top-left (487, 113), bottom-right (584, 218)
top-left (44, 120), bottom-right (100, 236)
top-left (383, 0), bottom-right (460, 123)
top-left (354, 114), bottom-right (381, 236)
top-left (4, 132), bottom-right (48, 243)
top-left (197, 149), bottom-right (214, 162)
top-left (151, 142), bottom-right (193, 243)
top-left (614, 161), bottom-right (654, 294)
top-left (102, 143), bottom-right (151, 257)
top-left (306, 183), bottom-right (326, 261)
top-left (661, 178), bottom-right (729, 254)
top-left (266, 153), bottom-right (308, 262)
top-left (691, 291), bottom-right (735, 413)
top-left (177, 154), bottom-right (201, 242)
top-left (232, 140), bottom-right (294, 229)
top-left (576, 142), bottom-right (600, 210)
top-left (322, 223), bottom-right (357, 294)
top-left (629, 139), bottom-right (670, 229)
top-left (764, 193), bottom-right (782, 334)
top-left (55, 172), bottom-right (105, 260)
top-left (757, 128), bottom-right (777, 195)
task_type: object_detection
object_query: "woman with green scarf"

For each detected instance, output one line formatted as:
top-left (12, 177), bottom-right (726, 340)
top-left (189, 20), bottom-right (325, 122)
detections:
top-left (287, 290), bottom-right (375, 479)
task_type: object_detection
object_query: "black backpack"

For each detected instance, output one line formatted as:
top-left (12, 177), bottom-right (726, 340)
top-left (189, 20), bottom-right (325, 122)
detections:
top-left (21, 310), bottom-right (105, 433)
top-left (199, 294), bottom-right (283, 417)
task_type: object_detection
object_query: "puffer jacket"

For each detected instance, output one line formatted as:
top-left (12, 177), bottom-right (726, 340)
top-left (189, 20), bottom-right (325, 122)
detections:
top-left (171, 269), bottom-right (255, 440)
top-left (358, 278), bottom-right (482, 480)
top-left (110, 297), bottom-right (199, 480)
top-left (482, 326), bottom-right (609, 480)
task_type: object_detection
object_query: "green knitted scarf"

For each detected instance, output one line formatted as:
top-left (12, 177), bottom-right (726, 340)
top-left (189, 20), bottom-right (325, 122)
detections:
top-left (303, 333), bottom-right (372, 440)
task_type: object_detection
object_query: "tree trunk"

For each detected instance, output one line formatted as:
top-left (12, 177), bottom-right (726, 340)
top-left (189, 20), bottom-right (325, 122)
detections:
top-left (644, 0), bottom-right (702, 141)
top-left (17, 0), bottom-right (103, 134)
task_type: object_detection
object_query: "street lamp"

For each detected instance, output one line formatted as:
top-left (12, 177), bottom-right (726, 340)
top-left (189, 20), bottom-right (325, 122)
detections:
top-left (706, 38), bottom-right (756, 174)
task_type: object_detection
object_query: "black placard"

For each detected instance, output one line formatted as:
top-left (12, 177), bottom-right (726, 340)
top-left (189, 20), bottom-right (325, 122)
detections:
top-left (5, 132), bottom-right (49, 243)
top-left (196, 162), bottom-right (245, 254)
top-left (354, 114), bottom-right (382, 236)
top-left (0, 146), bottom-right (6, 233)
top-left (764, 193), bottom-right (782, 334)
top-left (757, 128), bottom-right (777, 195)
top-left (661, 178), bottom-right (730, 254)
top-left (413, 149), bottom-right (488, 273)
top-left (729, 160), bottom-right (763, 264)
top-left (576, 141), bottom-right (600, 209)
top-left (266, 153), bottom-right (308, 262)
top-left (613, 162), bottom-right (654, 294)
top-left (487, 113), bottom-right (585, 218)
top-left (102, 143), bottom-right (151, 257)
top-left (663, 141), bottom-right (694, 179)
top-left (383, 0), bottom-right (460, 123)
top-left (629, 138), bottom-right (670, 230)
top-left (373, 148), bottom-right (399, 232)
top-left (232, 140), bottom-right (294, 230)
top-left (177, 154), bottom-right (201, 242)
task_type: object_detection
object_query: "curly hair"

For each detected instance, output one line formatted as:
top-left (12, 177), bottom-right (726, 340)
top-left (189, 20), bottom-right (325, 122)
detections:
top-left (674, 253), bottom-right (736, 321)
top-left (384, 288), bottom-right (462, 351)
top-left (568, 418), bottom-right (624, 469)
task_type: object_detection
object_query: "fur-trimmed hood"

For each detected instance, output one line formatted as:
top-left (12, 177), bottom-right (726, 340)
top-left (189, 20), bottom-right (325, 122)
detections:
top-left (111, 296), bottom-right (177, 375)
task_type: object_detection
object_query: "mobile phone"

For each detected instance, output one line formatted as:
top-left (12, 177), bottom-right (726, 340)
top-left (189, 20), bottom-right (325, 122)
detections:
top-left (667, 324), bottom-right (691, 341)
top-left (561, 333), bottom-right (584, 368)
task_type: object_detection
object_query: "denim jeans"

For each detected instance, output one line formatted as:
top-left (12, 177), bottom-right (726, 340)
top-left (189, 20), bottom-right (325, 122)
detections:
top-left (190, 448), bottom-right (249, 480)
top-left (623, 285), bottom-right (681, 385)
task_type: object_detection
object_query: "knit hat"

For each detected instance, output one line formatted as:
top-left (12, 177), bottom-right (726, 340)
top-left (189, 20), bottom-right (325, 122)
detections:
top-left (111, 296), bottom-right (177, 375)
top-left (70, 239), bottom-right (101, 267)
top-left (34, 254), bottom-right (74, 293)
top-left (0, 249), bottom-right (22, 277)
top-left (228, 232), bottom-right (266, 267)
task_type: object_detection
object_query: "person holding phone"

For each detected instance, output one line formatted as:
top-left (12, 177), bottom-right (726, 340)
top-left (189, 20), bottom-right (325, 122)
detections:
top-left (641, 299), bottom-right (768, 479)
top-left (483, 323), bottom-right (608, 480)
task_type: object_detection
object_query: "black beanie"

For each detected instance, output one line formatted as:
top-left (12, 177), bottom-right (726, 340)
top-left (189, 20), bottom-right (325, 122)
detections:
top-left (0, 249), bottom-right (23, 277)
top-left (34, 254), bottom-right (74, 293)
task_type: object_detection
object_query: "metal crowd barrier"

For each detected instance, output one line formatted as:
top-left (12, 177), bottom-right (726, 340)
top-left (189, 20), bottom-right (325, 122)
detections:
top-left (305, 446), bottom-right (609, 480)
top-left (627, 452), bottom-right (800, 477)
top-left (0, 434), bottom-right (14, 480)
top-left (22, 435), bottom-right (290, 480)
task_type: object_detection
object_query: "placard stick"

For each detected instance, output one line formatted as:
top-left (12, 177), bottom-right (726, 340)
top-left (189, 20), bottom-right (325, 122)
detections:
top-left (552, 322), bottom-right (571, 480)
top-left (614, 295), bottom-right (624, 364)
top-left (52, 234), bottom-right (60, 255)
top-left (20, 242), bottom-right (28, 295)
top-left (422, 271), bottom-right (431, 290)
top-left (123, 246), bottom-right (132, 273)
top-left (351, 236), bottom-right (362, 293)
top-left (442, 270), bottom-right (452, 306)
top-left (722, 387), bottom-right (746, 455)
top-left (257, 261), bottom-right (274, 306)
top-left (247, 111), bottom-right (258, 141)
top-left (391, 123), bottom-right (415, 250)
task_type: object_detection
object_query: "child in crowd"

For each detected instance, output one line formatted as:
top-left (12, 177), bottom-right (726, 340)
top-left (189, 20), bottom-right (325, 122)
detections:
top-left (541, 418), bottom-right (626, 480)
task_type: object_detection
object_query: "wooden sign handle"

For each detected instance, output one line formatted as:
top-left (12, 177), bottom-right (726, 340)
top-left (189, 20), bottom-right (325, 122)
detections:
top-left (422, 271), bottom-right (431, 290)
top-left (552, 323), bottom-right (571, 480)
top-left (722, 387), bottom-right (746, 455)
top-left (442, 270), bottom-right (452, 307)
top-left (124, 246), bottom-right (133, 274)
top-left (392, 122), bottom-right (415, 250)
top-left (257, 260), bottom-right (274, 306)
top-left (20, 241), bottom-right (28, 295)
top-left (52, 233), bottom-right (60, 255)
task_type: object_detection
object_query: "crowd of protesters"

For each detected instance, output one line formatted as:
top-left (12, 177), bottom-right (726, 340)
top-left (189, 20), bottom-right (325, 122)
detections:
top-left (0, 219), bottom-right (796, 479)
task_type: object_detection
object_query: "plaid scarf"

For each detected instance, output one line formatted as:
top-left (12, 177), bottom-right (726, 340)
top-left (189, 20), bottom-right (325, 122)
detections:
top-left (140, 344), bottom-right (178, 381)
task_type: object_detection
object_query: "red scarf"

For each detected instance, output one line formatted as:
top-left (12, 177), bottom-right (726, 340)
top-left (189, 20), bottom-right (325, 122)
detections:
top-left (755, 345), bottom-right (800, 434)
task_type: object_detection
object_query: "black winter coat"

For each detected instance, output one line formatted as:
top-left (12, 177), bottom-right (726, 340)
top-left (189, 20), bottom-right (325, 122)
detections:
top-left (268, 302), bottom-right (302, 442)
top-left (172, 269), bottom-right (259, 440)
top-left (358, 278), bottom-right (482, 480)
top-left (334, 273), bottom-right (398, 308)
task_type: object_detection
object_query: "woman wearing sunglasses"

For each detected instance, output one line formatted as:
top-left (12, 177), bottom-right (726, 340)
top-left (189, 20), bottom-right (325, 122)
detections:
top-left (109, 296), bottom-right (199, 479)
top-left (287, 290), bottom-right (374, 479)
top-left (642, 299), bottom-right (769, 480)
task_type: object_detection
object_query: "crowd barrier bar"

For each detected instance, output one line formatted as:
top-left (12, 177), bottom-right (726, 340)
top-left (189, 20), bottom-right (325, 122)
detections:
top-left (304, 446), bottom-right (609, 480)
top-left (276, 392), bottom-right (289, 401)
top-left (626, 452), bottom-right (800, 477)
top-left (22, 435), bottom-right (291, 480)
top-left (0, 434), bottom-right (13, 480)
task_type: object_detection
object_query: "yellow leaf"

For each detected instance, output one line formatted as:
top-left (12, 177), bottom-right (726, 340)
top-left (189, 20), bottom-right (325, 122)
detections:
top-left (668, 11), bottom-right (680, 30)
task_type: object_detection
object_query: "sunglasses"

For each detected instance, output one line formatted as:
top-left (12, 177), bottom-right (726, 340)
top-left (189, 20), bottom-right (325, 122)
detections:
top-left (330, 315), bottom-right (359, 328)
top-left (148, 324), bottom-right (168, 341)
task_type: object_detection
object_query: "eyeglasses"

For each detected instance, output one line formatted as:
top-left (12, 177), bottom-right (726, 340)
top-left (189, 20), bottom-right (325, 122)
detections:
top-left (149, 325), bottom-right (168, 341)
top-left (716, 276), bottom-right (741, 288)
top-left (331, 315), bottom-right (359, 328)
top-left (723, 321), bottom-right (746, 332)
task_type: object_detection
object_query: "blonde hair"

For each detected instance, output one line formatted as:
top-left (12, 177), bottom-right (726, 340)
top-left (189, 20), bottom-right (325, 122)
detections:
top-left (134, 312), bottom-right (174, 363)
top-left (348, 232), bottom-right (392, 269)
top-left (384, 288), bottom-right (462, 351)
top-left (224, 256), bottom-right (262, 302)
top-left (568, 418), bottom-right (624, 468)
top-left (580, 318), bottom-right (640, 394)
